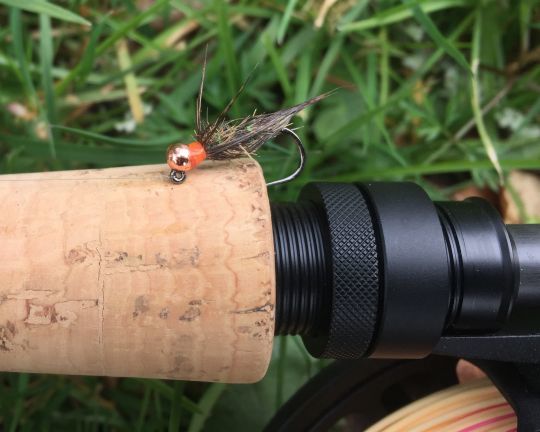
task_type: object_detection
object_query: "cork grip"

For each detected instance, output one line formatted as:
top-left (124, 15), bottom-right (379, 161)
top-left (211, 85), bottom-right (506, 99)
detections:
top-left (0, 161), bottom-right (275, 383)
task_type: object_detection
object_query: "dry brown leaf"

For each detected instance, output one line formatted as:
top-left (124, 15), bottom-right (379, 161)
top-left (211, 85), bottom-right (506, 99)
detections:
top-left (501, 170), bottom-right (540, 223)
top-left (452, 185), bottom-right (499, 207)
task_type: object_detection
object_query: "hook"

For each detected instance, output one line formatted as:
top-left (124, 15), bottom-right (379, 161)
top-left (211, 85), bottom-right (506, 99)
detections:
top-left (266, 128), bottom-right (306, 187)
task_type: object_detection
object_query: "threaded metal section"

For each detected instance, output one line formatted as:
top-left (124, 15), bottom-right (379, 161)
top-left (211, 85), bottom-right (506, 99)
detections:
top-left (272, 202), bottom-right (331, 336)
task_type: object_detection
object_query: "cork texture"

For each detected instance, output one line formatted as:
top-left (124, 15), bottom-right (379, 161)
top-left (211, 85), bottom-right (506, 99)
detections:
top-left (0, 161), bottom-right (275, 383)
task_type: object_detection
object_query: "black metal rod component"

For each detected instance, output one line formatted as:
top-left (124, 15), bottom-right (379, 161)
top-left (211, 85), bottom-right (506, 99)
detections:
top-left (271, 201), bottom-right (331, 336)
top-left (508, 224), bottom-right (540, 308)
top-left (435, 198), bottom-right (517, 330)
top-left (272, 181), bottom-right (540, 362)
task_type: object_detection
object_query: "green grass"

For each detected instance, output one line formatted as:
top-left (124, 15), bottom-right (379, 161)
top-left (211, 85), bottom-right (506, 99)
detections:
top-left (0, 0), bottom-right (539, 429)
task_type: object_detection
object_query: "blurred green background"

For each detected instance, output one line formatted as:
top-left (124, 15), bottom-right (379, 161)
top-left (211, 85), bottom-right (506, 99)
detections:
top-left (0, 0), bottom-right (539, 429)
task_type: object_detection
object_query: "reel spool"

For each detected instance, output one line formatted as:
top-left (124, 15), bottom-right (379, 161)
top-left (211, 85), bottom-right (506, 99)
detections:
top-left (264, 356), bottom-right (529, 432)
top-left (367, 379), bottom-right (516, 432)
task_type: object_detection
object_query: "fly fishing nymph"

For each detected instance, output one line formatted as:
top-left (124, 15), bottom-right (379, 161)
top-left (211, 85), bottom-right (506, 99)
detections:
top-left (166, 55), bottom-right (332, 186)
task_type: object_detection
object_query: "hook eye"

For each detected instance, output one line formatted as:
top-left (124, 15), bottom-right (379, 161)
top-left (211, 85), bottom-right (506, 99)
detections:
top-left (169, 170), bottom-right (187, 184)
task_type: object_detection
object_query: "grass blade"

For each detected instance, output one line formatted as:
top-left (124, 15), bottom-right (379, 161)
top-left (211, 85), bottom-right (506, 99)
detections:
top-left (328, 158), bottom-right (540, 182)
top-left (328, 12), bottom-right (474, 148)
top-left (52, 125), bottom-right (182, 147)
top-left (518, 0), bottom-right (531, 53)
top-left (471, 7), bottom-right (503, 184)
top-left (9, 7), bottom-right (37, 105)
top-left (96, 0), bottom-right (170, 56)
top-left (215, 0), bottom-right (241, 117)
top-left (310, 36), bottom-right (343, 96)
top-left (275, 336), bottom-right (287, 410)
top-left (8, 374), bottom-right (29, 432)
top-left (116, 39), bottom-right (145, 124)
top-left (39, 13), bottom-right (57, 158)
top-left (406, 0), bottom-right (472, 73)
top-left (168, 381), bottom-right (186, 432)
top-left (277, 0), bottom-right (298, 44)
top-left (187, 384), bottom-right (227, 432)
top-left (76, 19), bottom-right (107, 85)
top-left (131, 379), bottom-right (202, 413)
top-left (379, 27), bottom-right (389, 104)
top-left (56, 0), bottom-right (169, 94)
top-left (339, 0), bottom-right (469, 32)
top-left (135, 386), bottom-right (152, 432)
top-left (263, 35), bottom-right (292, 98)
top-left (0, 0), bottom-right (90, 26)
top-left (0, 133), bottom-right (161, 166)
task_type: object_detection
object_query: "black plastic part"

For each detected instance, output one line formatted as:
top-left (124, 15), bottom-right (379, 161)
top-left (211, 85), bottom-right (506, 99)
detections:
top-left (362, 182), bottom-right (450, 358)
top-left (436, 199), bottom-right (517, 330)
top-left (298, 183), bottom-right (380, 358)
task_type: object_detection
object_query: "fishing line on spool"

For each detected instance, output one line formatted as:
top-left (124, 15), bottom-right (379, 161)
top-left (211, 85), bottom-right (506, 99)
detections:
top-left (366, 379), bottom-right (516, 432)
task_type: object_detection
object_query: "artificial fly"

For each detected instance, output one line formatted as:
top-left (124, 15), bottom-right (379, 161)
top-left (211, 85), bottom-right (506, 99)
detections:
top-left (166, 56), bottom-right (332, 186)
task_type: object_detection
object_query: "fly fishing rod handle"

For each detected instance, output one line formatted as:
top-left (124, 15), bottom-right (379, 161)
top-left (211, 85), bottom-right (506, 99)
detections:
top-left (0, 162), bottom-right (275, 383)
